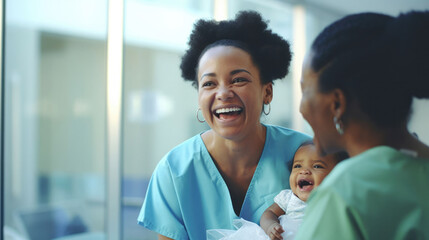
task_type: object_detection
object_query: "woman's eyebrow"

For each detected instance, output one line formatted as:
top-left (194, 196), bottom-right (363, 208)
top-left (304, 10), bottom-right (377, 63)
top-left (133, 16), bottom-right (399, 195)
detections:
top-left (200, 69), bottom-right (252, 81)
top-left (200, 72), bottom-right (216, 81)
top-left (231, 69), bottom-right (252, 76)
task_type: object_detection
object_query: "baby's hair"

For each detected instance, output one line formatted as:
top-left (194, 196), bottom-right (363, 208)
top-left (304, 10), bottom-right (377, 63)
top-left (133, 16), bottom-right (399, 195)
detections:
top-left (180, 10), bottom-right (292, 88)
top-left (310, 11), bottom-right (429, 127)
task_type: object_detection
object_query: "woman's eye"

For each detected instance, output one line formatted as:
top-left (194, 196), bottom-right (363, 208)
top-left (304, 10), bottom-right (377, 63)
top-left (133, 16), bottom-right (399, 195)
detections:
top-left (202, 81), bottom-right (214, 87)
top-left (232, 77), bottom-right (248, 84)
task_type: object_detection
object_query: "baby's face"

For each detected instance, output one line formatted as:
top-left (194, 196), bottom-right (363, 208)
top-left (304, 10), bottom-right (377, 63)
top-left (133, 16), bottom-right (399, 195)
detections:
top-left (290, 144), bottom-right (337, 202)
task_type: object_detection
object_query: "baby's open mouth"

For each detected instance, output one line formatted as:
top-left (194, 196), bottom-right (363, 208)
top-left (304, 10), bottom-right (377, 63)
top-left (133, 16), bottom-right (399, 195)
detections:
top-left (214, 107), bottom-right (243, 119)
top-left (298, 179), bottom-right (314, 190)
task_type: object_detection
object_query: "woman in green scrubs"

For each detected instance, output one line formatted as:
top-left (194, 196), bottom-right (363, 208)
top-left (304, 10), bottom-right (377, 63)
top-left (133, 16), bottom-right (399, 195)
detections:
top-left (296, 11), bottom-right (429, 239)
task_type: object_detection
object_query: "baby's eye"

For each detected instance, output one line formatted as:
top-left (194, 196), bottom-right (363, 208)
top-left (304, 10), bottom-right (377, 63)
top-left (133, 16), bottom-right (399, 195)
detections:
top-left (293, 164), bottom-right (302, 169)
top-left (314, 164), bottom-right (325, 169)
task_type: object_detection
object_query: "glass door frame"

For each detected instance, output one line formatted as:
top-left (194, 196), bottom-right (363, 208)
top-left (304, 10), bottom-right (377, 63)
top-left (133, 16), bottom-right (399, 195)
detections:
top-left (106, 0), bottom-right (124, 239)
top-left (0, 0), bottom-right (124, 239)
top-left (1, 0), bottom-right (5, 238)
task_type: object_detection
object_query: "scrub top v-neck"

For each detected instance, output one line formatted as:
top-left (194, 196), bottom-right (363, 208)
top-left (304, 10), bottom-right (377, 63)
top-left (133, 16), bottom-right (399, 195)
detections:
top-left (138, 124), bottom-right (310, 240)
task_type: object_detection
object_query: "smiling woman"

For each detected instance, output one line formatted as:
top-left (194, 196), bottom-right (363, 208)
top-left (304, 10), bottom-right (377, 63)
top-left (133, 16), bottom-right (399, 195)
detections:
top-left (137, 11), bottom-right (310, 240)
top-left (197, 45), bottom-right (269, 142)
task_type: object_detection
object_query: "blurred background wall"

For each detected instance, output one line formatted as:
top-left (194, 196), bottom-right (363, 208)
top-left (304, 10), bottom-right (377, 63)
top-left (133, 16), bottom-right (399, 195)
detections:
top-left (2, 0), bottom-right (428, 240)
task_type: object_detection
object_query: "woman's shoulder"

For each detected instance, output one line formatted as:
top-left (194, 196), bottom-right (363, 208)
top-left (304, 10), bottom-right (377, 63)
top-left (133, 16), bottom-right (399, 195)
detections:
top-left (266, 124), bottom-right (311, 141)
top-left (156, 133), bottom-right (209, 176)
top-left (166, 133), bottom-right (204, 156)
top-left (264, 125), bottom-right (312, 155)
top-left (315, 145), bottom-right (429, 200)
top-left (328, 146), bottom-right (428, 176)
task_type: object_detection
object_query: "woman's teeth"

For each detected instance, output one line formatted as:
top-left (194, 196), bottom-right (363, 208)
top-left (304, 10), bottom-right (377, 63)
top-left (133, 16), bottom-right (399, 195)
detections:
top-left (215, 107), bottom-right (242, 114)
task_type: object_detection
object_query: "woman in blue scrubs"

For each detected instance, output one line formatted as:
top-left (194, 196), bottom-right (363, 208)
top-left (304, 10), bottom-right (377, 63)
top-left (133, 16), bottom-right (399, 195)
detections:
top-left (296, 11), bottom-right (429, 239)
top-left (138, 11), bottom-right (310, 240)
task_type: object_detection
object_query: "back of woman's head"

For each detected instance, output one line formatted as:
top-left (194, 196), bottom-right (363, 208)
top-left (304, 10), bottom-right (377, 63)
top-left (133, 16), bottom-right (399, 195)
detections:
top-left (180, 11), bottom-right (292, 87)
top-left (310, 11), bottom-right (429, 127)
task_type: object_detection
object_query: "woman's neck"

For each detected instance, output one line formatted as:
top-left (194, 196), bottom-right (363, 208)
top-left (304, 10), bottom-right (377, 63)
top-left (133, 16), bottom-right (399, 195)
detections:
top-left (344, 123), bottom-right (429, 158)
top-left (203, 124), bottom-right (266, 170)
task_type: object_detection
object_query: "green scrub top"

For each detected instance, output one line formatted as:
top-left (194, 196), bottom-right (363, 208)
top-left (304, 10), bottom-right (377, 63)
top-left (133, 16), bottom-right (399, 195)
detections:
top-left (295, 146), bottom-right (429, 240)
top-left (138, 125), bottom-right (310, 240)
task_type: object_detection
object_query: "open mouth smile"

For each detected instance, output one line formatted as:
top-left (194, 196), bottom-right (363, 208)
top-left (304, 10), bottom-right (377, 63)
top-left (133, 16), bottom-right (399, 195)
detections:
top-left (298, 179), bottom-right (314, 191)
top-left (213, 107), bottom-right (243, 120)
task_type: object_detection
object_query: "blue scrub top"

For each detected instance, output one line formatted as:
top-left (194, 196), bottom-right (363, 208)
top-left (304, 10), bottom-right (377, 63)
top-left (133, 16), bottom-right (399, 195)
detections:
top-left (138, 125), bottom-right (310, 240)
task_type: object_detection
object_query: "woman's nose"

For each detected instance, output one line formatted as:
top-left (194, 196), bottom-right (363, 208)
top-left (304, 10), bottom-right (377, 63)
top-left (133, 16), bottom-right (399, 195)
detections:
top-left (217, 85), bottom-right (234, 101)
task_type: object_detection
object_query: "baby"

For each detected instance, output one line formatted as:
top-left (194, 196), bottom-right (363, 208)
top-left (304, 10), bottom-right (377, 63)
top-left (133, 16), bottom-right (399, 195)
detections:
top-left (260, 142), bottom-right (348, 240)
top-left (206, 142), bottom-right (347, 240)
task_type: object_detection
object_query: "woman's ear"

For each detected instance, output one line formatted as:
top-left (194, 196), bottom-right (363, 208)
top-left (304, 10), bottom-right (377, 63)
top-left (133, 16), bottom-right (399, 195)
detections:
top-left (263, 83), bottom-right (273, 104)
top-left (331, 88), bottom-right (346, 119)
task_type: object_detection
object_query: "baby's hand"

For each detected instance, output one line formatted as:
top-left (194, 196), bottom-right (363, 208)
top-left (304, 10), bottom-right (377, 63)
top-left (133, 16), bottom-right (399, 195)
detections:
top-left (267, 222), bottom-right (284, 240)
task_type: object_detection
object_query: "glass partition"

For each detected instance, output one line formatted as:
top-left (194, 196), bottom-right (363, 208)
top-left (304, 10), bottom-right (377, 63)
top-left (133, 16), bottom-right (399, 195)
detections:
top-left (3, 0), bottom-right (108, 239)
top-left (121, 1), bottom-right (213, 239)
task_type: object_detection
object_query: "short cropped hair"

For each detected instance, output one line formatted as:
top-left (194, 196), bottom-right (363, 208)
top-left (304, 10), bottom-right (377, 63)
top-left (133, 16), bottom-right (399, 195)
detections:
top-left (310, 11), bottom-right (429, 127)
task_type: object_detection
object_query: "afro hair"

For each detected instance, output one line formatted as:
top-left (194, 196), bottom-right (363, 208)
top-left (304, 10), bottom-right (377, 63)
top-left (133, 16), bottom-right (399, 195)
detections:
top-left (180, 11), bottom-right (292, 87)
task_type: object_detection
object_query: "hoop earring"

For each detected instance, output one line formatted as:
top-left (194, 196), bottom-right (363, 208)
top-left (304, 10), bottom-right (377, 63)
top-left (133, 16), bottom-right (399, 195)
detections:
top-left (333, 116), bottom-right (344, 135)
top-left (196, 108), bottom-right (205, 123)
top-left (263, 102), bottom-right (271, 115)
